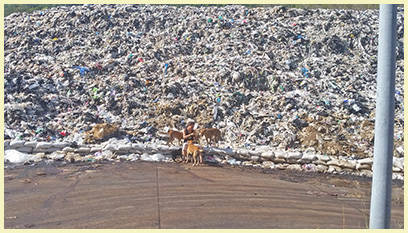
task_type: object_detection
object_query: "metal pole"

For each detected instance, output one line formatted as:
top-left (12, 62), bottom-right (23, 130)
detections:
top-left (369, 4), bottom-right (397, 229)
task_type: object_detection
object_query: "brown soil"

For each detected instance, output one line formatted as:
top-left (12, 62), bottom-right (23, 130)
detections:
top-left (4, 160), bottom-right (404, 229)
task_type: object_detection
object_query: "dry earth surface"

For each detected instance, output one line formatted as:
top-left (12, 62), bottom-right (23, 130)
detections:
top-left (4, 160), bottom-right (404, 229)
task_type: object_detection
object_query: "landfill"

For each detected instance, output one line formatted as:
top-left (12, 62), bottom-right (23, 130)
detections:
top-left (4, 5), bottom-right (405, 169)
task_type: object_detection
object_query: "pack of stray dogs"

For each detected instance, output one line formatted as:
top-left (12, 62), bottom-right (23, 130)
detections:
top-left (165, 119), bottom-right (222, 166)
top-left (83, 119), bottom-right (222, 167)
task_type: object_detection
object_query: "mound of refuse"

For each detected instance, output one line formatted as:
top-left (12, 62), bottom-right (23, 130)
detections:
top-left (4, 4), bottom-right (404, 159)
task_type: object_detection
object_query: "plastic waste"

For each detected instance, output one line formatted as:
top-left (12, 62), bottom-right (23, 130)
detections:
top-left (5, 150), bottom-right (37, 164)
top-left (2, 5), bottom-right (404, 160)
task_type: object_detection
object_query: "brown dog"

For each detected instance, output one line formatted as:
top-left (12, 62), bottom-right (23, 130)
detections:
top-left (185, 141), bottom-right (203, 166)
top-left (167, 130), bottom-right (183, 146)
top-left (199, 128), bottom-right (222, 146)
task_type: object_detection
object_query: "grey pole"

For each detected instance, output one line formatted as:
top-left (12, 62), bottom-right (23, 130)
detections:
top-left (369, 4), bottom-right (397, 229)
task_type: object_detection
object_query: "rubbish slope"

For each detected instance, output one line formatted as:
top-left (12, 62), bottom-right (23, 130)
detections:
top-left (4, 5), bottom-right (404, 161)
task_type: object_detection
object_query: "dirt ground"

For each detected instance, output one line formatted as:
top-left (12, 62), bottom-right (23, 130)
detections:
top-left (4, 160), bottom-right (404, 229)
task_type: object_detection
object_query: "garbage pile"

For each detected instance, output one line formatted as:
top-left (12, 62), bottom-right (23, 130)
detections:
top-left (4, 5), bottom-right (404, 159)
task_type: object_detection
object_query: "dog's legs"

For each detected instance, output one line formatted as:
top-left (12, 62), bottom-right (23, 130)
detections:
top-left (169, 136), bottom-right (176, 146)
top-left (182, 150), bottom-right (186, 163)
top-left (199, 152), bottom-right (203, 165)
top-left (215, 135), bottom-right (219, 147)
top-left (186, 153), bottom-right (190, 163)
top-left (195, 152), bottom-right (199, 166)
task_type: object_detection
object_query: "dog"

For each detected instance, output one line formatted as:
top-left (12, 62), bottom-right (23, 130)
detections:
top-left (199, 128), bottom-right (222, 146)
top-left (184, 141), bottom-right (204, 166)
top-left (167, 129), bottom-right (183, 146)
